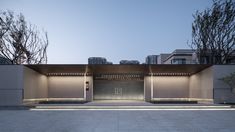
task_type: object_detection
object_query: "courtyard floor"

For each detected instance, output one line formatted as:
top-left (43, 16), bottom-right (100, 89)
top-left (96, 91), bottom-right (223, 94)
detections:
top-left (0, 109), bottom-right (235, 132)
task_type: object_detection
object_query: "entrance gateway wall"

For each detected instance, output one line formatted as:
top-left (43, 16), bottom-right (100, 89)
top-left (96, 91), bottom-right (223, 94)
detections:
top-left (22, 65), bottom-right (214, 102)
top-left (0, 65), bottom-right (235, 106)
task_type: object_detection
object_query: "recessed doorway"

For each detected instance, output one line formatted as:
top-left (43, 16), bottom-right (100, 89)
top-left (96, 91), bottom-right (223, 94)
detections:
top-left (93, 74), bottom-right (144, 100)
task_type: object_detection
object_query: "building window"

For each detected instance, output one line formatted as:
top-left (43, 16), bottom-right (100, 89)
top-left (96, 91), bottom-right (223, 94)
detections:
top-left (171, 59), bottom-right (186, 64)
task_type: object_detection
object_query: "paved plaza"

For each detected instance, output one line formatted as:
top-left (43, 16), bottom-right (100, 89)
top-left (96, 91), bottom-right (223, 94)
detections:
top-left (0, 109), bottom-right (235, 132)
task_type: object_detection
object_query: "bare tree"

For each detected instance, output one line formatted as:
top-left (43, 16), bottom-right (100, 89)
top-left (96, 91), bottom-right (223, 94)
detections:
top-left (0, 10), bottom-right (48, 64)
top-left (190, 0), bottom-right (235, 64)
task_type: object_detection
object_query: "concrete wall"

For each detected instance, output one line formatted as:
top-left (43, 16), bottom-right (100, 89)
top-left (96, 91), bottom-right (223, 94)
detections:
top-left (144, 76), bottom-right (189, 101)
top-left (189, 66), bottom-right (213, 99)
top-left (0, 65), bottom-right (23, 106)
top-left (213, 65), bottom-right (235, 103)
top-left (48, 76), bottom-right (91, 100)
top-left (153, 76), bottom-right (189, 98)
top-left (23, 66), bottom-right (48, 99)
top-left (144, 76), bottom-right (151, 101)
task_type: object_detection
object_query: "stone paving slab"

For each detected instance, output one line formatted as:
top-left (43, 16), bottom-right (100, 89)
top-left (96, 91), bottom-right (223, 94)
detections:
top-left (0, 110), bottom-right (235, 132)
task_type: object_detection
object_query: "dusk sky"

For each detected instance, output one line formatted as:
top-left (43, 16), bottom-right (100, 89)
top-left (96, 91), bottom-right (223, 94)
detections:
top-left (1, 0), bottom-right (212, 64)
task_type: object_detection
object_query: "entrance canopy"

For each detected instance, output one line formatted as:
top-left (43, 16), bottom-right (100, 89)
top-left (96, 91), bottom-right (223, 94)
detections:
top-left (25, 64), bottom-right (212, 76)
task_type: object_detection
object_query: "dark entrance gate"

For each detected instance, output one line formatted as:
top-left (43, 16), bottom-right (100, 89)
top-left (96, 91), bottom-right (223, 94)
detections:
top-left (93, 74), bottom-right (144, 100)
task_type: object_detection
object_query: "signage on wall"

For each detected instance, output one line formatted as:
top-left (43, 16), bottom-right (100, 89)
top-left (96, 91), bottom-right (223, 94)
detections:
top-left (114, 88), bottom-right (122, 95)
top-left (86, 81), bottom-right (89, 91)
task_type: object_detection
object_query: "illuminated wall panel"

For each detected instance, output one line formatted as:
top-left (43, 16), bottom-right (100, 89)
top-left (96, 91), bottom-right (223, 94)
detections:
top-left (48, 76), bottom-right (84, 98)
top-left (24, 66), bottom-right (48, 99)
top-left (189, 67), bottom-right (213, 99)
top-left (152, 76), bottom-right (189, 98)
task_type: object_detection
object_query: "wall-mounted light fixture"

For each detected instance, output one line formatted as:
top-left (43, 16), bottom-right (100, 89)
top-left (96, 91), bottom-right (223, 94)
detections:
top-left (86, 81), bottom-right (89, 91)
top-left (148, 73), bottom-right (191, 76)
top-left (47, 73), bottom-right (90, 76)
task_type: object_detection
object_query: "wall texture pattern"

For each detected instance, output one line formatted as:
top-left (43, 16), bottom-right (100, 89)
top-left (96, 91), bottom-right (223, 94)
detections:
top-left (0, 65), bottom-right (23, 106)
top-left (213, 65), bottom-right (235, 103)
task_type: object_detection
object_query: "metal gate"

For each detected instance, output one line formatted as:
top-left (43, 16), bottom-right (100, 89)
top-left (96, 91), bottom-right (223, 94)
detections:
top-left (93, 79), bottom-right (144, 100)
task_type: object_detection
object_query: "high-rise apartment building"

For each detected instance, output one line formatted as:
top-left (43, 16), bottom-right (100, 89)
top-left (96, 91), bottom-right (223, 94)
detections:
top-left (88, 57), bottom-right (112, 64)
top-left (145, 55), bottom-right (158, 64)
top-left (120, 60), bottom-right (140, 64)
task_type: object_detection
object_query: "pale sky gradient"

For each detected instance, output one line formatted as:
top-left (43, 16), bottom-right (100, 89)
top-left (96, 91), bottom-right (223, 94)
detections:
top-left (1, 0), bottom-right (212, 64)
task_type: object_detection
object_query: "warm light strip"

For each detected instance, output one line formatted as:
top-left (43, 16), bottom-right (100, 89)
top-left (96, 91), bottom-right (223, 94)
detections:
top-left (30, 108), bottom-right (235, 111)
top-left (34, 105), bottom-right (231, 109)
top-left (151, 98), bottom-right (213, 102)
top-left (23, 98), bottom-right (85, 102)
top-left (24, 98), bottom-right (213, 102)
top-left (149, 73), bottom-right (191, 76)
top-left (46, 73), bottom-right (191, 76)
top-left (47, 73), bottom-right (90, 76)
